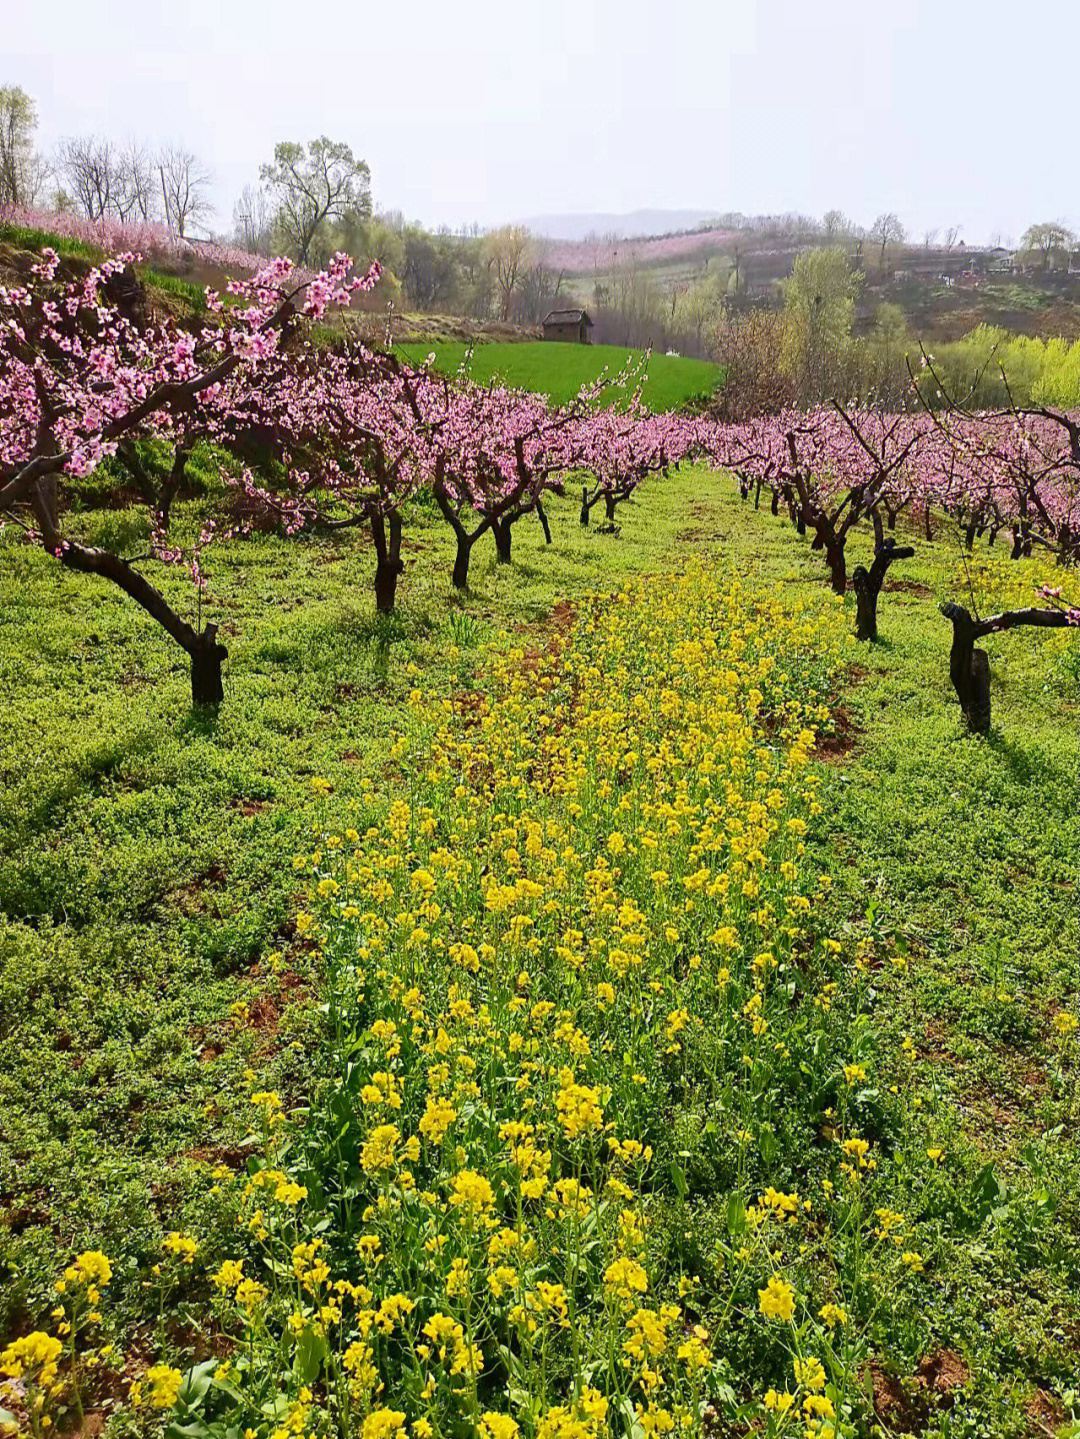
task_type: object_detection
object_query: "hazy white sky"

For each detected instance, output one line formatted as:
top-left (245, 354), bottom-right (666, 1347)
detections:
top-left (4, 0), bottom-right (1077, 243)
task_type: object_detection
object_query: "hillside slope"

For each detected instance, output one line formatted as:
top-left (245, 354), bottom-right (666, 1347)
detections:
top-left (393, 339), bottom-right (721, 410)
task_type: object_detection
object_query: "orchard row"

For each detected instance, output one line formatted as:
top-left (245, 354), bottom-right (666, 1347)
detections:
top-left (2, 250), bottom-right (1077, 725)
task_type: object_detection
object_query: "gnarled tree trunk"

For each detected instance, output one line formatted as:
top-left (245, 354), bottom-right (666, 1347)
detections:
top-left (941, 603), bottom-right (991, 732)
top-left (940, 601), bottom-right (1071, 733)
top-left (852, 539), bottom-right (915, 641)
top-left (492, 516), bottom-right (513, 564)
top-left (190, 623), bottom-right (228, 705)
top-left (825, 540), bottom-right (847, 596)
top-left (30, 475), bottom-right (228, 706)
top-left (372, 510), bottom-right (404, 614)
top-left (434, 491), bottom-right (478, 590)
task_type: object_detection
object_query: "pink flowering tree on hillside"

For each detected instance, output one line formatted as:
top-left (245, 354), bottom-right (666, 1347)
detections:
top-left (703, 409), bottom-right (872, 594)
top-left (827, 405), bottom-right (927, 639)
top-left (427, 369), bottom-right (651, 585)
top-left (909, 349), bottom-right (1080, 562)
top-left (904, 360), bottom-right (1080, 729)
top-left (0, 246), bottom-right (379, 702)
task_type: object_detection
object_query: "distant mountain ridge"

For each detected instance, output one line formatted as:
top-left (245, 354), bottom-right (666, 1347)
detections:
top-left (520, 209), bottom-right (719, 241)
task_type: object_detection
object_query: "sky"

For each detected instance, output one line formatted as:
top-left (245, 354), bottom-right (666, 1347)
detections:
top-left (4, 0), bottom-right (1078, 245)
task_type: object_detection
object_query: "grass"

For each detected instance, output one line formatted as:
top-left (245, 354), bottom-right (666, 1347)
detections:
top-left (0, 221), bottom-right (102, 262)
top-left (392, 340), bottom-right (722, 411)
top-left (0, 473), bottom-right (1077, 1435)
top-left (138, 268), bottom-right (208, 311)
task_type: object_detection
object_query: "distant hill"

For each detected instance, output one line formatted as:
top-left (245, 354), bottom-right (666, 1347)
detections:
top-left (521, 209), bottom-right (719, 241)
top-left (527, 222), bottom-right (1080, 346)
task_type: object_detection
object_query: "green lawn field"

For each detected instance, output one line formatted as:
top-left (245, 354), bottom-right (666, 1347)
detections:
top-left (1, 474), bottom-right (1077, 1435)
top-left (392, 339), bottom-right (722, 410)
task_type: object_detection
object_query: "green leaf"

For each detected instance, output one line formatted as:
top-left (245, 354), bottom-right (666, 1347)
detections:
top-left (293, 1326), bottom-right (328, 1385)
top-left (726, 1193), bottom-right (747, 1235)
top-left (166, 1421), bottom-right (212, 1439)
top-left (176, 1359), bottom-right (217, 1412)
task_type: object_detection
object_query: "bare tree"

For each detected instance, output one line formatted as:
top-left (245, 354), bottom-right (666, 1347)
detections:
top-left (20, 150), bottom-right (51, 205)
top-left (115, 140), bottom-right (157, 221)
top-left (158, 145), bottom-right (212, 238)
top-left (400, 225), bottom-right (458, 311)
top-left (943, 224), bottom-right (962, 251)
top-left (56, 135), bottom-right (118, 219)
top-left (457, 236), bottom-right (495, 319)
top-left (922, 227), bottom-right (939, 249)
top-left (485, 225), bottom-right (532, 322)
top-left (516, 249), bottom-right (565, 325)
top-left (260, 137), bottom-right (370, 264)
top-left (869, 212), bottom-right (906, 264)
top-left (233, 182), bottom-right (274, 255)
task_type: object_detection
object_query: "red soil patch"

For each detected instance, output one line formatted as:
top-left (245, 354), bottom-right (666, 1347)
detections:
top-left (917, 1348), bottom-right (970, 1399)
top-left (451, 689), bottom-right (489, 725)
top-left (868, 1362), bottom-right (930, 1432)
top-left (867, 1349), bottom-right (970, 1433)
top-left (0, 1196), bottom-right (50, 1235)
top-left (813, 705), bottom-right (861, 763)
top-left (1025, 1389), bottom-right (1067, 1436)
top-left (182, 1143), bottom-right (250, 1168)
top-left (883, 577), bottom-right (932, 597)
top-left (548, 599), bottom-right (576, 632)
top-left (69, 1414), bottom-right (106, 1438)
top-left (229, 798), bottom-right (268, 817)
top-left (247, 991), bottom-right (280, 1037)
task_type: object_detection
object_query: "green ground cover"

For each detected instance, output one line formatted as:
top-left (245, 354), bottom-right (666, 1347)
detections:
top-left (0, 221), bottom-right (101, 262)
top-left (0, 473), bottom-right (1077, 1435)
top-left (392, 340), bottom-right (722, 411)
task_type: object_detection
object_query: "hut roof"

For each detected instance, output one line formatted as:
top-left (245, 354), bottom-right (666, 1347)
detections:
top-left (543, 307), bottom-right (593, 325)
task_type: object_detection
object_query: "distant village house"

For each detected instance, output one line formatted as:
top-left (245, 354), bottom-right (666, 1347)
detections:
top-left (542, 307), bottom-right (593, 343)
